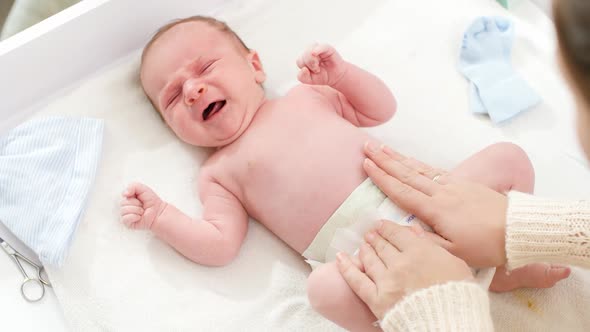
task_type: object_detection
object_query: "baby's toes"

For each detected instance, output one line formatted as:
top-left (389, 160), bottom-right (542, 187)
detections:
top-left (492, 264), bottom-right (571, 292)
top-left (518, 264), bottom-right (571, 289)
top-left (539, 265), bottom-right (571, 288)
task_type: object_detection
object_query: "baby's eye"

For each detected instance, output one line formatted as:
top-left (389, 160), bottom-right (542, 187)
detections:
top-left (200, 61), bottom-right (215, 74)
top-left (167, 91), bottom-right (181, 108)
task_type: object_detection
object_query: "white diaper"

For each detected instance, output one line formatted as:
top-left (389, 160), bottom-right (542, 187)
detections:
top-left (303, 178), bottom-right (416, 264)
top-left (303, 178), bottom-right (495, 287)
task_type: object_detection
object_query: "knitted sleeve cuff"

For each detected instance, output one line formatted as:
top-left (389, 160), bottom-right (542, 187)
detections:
top-left (506, 191), bottom-right (590, 270)
top-left (380, 281), bottom-right (493, 332)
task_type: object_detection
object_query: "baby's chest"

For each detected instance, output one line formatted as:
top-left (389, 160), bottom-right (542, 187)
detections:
top-left (234, 121), bottom-right (367, 201)
top-left (239, 108), bottom-right (352, 178)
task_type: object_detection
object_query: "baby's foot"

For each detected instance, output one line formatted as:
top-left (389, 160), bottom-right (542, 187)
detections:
top-left (489, 264), bottom-right (571, 293)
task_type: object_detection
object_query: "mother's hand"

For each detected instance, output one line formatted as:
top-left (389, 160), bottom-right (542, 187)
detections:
top-left (363, 142), bottom-right (508, 268)
top-left (336, 221), bottom-right (473, 320)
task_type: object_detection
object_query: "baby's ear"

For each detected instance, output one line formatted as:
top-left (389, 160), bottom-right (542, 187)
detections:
top-left (247, 50), bottom-right (266, 84)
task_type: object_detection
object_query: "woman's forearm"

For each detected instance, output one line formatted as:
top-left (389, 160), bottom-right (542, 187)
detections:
top-left (505, 191), bottom-right (590, 270)
top-left (380, 281), bottom-right (493, 332)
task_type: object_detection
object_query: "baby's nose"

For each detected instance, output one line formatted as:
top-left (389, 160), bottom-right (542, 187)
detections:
top-left (184, 82), bottom-right (208, 106)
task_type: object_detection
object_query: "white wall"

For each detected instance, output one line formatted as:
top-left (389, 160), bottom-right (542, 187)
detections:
top-left (531, 0), bottom-right (552, 15)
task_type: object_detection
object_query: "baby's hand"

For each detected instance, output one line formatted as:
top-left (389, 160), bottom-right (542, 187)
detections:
top-left (120, 182), bottom-right (167, 230)
top-left (296, 43), bottom-right (347, 86)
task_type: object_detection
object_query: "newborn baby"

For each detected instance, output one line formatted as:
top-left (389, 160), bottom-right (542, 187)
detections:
top-left (121, 16), bottom-right (567, 331)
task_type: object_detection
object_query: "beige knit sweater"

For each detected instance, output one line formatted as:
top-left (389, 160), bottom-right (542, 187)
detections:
top-left (380, 191), bottom-right (590, 332)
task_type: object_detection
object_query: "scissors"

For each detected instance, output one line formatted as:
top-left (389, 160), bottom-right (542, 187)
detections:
top-left (0, 236), bottom-right (51, 302)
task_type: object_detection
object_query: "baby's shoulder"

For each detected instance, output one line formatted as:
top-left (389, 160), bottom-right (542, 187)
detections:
top-left (285, 84), bottom-right (318, 98)
top-left (283, 84), bottom-right (336, 105)
top-left (199, 151), bottom-right (227, 178)
top-left (197, 159), bottom-right (230, 193)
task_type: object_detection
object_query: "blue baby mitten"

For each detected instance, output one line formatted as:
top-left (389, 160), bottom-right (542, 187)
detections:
top-left (459, 16), bottom-right (541, 123)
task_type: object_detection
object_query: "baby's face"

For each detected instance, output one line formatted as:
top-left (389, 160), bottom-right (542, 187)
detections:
top-left (141, 21), bottom-right (266, 147)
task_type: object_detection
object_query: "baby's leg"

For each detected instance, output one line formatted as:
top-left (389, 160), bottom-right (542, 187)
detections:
top-left (450, 142), bottom-right (534, 194)
top-left (307, 262), bottom-right (380, 332)
top-left (306, 143), bottom-right (557, 331)
top-left (450, 142), bottom-right (569, 291)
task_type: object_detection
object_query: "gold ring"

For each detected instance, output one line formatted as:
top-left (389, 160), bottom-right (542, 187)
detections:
top-left (432, 174), bottom-right (442, 183)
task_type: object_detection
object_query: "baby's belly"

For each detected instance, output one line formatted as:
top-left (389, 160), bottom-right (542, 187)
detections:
top-left (240, 143), bottom-right (371, 254)
top-left (251, 177), bottom-right (368, 254)
top-left (231, 94), bottom-right (377, 253)
top-left (274, 181), bottom-right (366, 253)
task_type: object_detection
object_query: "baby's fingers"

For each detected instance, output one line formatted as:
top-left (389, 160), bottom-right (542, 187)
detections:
top-left (122, 182), bottom-right (142, 197)
top-left (312, 44), bottom-right (335, 59)
top-left (120, 205), bottom-right (144, 217)
top-left (297, 67), bottom-right (312, 83)
top-left (121, 214), bottom-right (141, 227)
top-left (304, 54), bottom-right (320, 73)
top-left (296, 52), bottom-right (317, 70)
top-left (125, 182), bottom-right (154, 198)
top-left (120, 197), bottom-right (141, 207)
top-left (296, 55), bottom-right (305, 69)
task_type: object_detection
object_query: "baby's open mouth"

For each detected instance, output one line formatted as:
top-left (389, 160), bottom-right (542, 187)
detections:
top-left (202, 100), bottom-right (227, 121)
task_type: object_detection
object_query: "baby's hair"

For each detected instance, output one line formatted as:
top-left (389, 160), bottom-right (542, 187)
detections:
top-left (140, 16), bottom-right (249, 115)
top-left (141, 16), bottom-right (249, 65)
top-left (554, 0), bottom-right (590, 107)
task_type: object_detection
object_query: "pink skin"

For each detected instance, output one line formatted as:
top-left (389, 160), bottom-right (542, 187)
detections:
top-left (121, 21), bottom-right (569, 331)
top-left (140, 21), bottom-right (266, 148)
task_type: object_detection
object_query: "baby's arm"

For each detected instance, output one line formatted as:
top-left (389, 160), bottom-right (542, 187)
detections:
top-left (120, 172), bottom-right (248, 266)
top-left (296, 43), bottom-right (397, 127)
